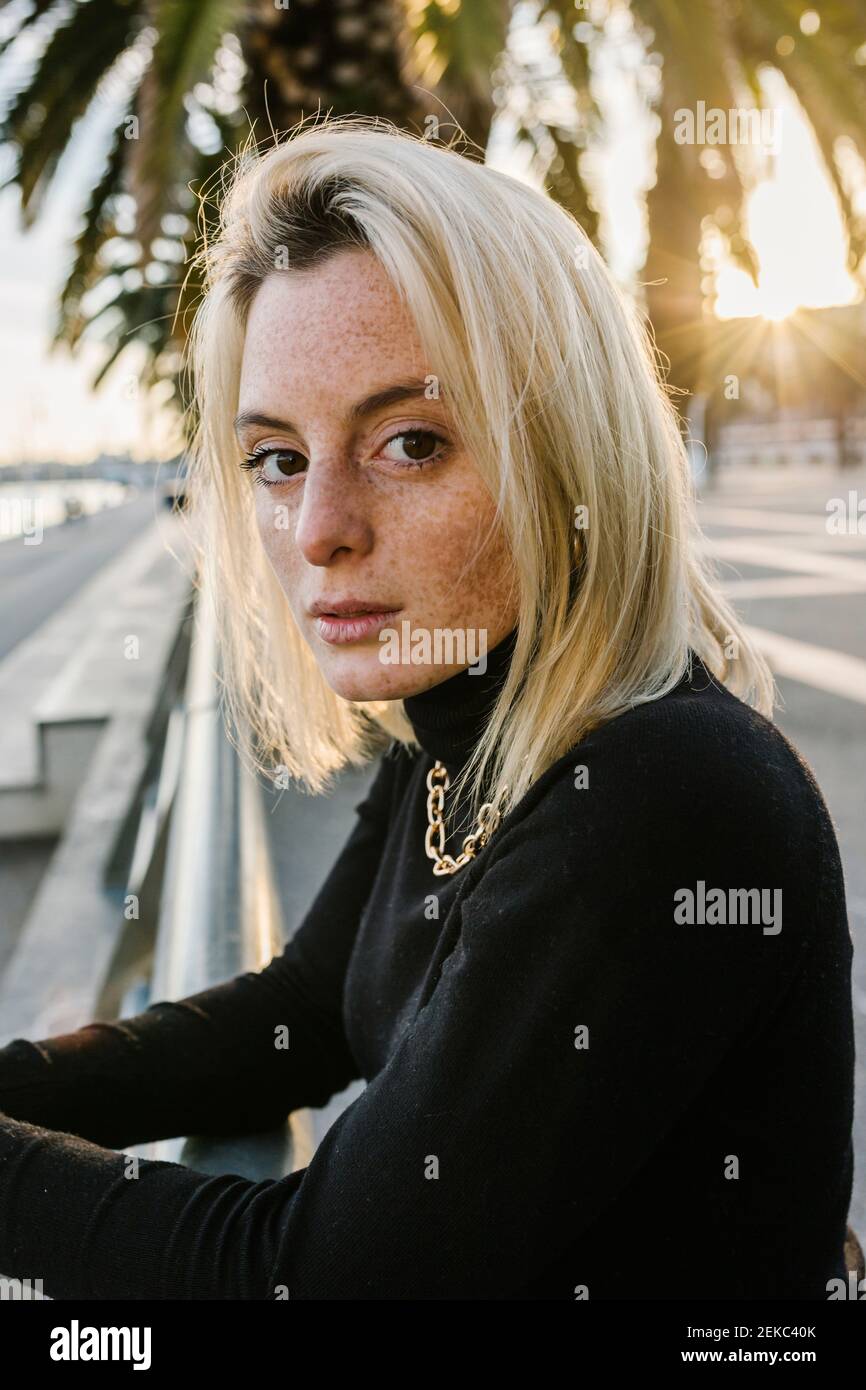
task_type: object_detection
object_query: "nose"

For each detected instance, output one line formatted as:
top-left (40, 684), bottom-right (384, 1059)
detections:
top-left (292, 454), bottom-right (374, 567)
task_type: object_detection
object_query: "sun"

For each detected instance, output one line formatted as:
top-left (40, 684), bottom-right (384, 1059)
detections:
top-left (760, 289), bottom-right (800, 323)
top-left (712, 82), bottom-right (859, 324)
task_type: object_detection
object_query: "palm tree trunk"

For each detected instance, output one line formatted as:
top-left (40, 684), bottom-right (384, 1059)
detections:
top-left (643, 122), bottom-right (707, 405)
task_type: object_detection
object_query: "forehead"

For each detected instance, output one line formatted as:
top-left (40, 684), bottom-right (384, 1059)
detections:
top-left (238, 249), bottom-right (427, 409)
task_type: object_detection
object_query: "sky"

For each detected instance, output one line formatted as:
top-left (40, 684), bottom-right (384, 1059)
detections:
top-left (0, 2), bottom-right (861, 466)
top-left (0, 2), bottom-right (183, 466)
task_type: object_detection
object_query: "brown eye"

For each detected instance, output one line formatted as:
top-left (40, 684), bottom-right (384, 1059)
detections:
top-left (241, 448), bottom-right (307, 485)
top-left (402, 431), bottom-right (438, 460)
top-left (265, 450), bottom-right (305, 478)
top-left (380, 430), bottom-right (449, 468)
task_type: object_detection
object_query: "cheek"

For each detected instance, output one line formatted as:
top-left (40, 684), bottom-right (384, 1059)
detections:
top-left (414, 477), bottom-right (515, 620)
top-left (254, 496), bottom-right (302, 587)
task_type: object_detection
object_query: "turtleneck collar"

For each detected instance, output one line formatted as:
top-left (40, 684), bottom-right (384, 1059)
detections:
top-left (402, 627), bottom-right (518, 773)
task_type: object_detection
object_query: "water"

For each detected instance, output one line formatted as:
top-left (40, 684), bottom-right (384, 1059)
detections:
top-left (0, 480), bottom-right (131, 544)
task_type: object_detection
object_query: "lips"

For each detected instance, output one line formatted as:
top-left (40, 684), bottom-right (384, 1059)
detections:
top-left (312, 607), bottom-right (401, 646)
top-left (309, 599), bottom-right (399, 618)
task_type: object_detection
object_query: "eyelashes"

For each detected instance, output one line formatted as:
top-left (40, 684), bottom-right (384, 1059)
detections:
top-left (240, 448), bottom-right (303, 488)
top-left (240, 429), bottom-right (452, 488)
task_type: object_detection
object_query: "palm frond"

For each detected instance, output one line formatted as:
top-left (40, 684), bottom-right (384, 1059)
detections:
top-left (127, 0), bottom-right (240, 252)
top-left (52, 120), bottom-right (130, 349)
top-left (55, 106), bottom-right (242, 402)
top-left (0, 0), bottom-right (141, 219)
top-left (404, 0), bottom-right (510, 150)
top-left (0, 0), bottom-right (63, 62)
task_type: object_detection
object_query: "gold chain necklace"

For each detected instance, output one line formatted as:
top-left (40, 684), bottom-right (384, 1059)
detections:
top-left (424, 760), bottom-right (505, 876)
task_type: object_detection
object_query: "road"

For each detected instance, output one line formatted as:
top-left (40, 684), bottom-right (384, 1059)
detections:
top-left (0, 491), bottom-right (169, 966)
top-left (0, 491), bottom-right (160, 663)
top-left (699, 463), bottom-right (866, 1237)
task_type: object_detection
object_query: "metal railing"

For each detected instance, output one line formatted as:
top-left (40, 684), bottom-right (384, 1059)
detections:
top-left (137, 575), bottom-right (298, 1180)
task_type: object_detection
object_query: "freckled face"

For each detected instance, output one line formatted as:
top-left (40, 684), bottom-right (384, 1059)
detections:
top-left (235, 248), bottom-right (518, 701)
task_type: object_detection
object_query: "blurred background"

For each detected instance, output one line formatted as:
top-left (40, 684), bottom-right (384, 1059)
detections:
top-left (0, 0), bottom-right (864, 1255)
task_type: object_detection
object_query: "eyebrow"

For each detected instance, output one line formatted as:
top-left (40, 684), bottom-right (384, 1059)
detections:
top-left (233, 379), bottom-right (435, 440)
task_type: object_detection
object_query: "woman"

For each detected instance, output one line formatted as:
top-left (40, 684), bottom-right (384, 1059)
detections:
top-left (0, 118), bottom-right (856, 1301)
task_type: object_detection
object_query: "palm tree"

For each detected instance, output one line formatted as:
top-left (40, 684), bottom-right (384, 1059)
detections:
top-left (0, 0), bottom-right (864, 424)
top-left (0, 0), bottom-right (533, 415)
top-left (634, 0), bottom-right (866, 411)
top-left (507, 0), bottom-right (866, 435)
top-left (507, 1), bottom-right (866, 404)
top-left (0, 0), bottom-right (442, 411)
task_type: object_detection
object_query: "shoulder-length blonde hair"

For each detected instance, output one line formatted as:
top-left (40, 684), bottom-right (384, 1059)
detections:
top-left (181, 114), bottom-right (775, 823)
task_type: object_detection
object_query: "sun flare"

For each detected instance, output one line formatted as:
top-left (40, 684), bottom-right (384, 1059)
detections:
top-left (713, 84), bottom-right (860, 323)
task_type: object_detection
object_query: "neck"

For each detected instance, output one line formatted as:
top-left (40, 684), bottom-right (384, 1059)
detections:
top-left (402, 627), bottom-right (518, 773)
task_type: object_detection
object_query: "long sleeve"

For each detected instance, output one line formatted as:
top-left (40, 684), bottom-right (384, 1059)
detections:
top-left (0, 745), bottom-right (401, 1151)
top-left (0, 702), bottom-right (853, 1299)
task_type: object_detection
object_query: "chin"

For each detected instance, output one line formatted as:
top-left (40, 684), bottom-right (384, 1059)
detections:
top-left (317, 646), bottom-right (441, 704)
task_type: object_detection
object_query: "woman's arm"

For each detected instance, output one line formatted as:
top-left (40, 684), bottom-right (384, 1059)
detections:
top-left (0, 745), bottom-right (403, 1151)
top-left (0, 709), bottom-right (852, 1298)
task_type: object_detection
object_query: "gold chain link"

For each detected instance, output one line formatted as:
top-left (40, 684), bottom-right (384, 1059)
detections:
top-left (424, 760), bottom-right (504, 876)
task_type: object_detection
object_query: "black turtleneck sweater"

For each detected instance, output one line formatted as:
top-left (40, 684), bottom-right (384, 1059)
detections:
top-left (0, 634), bottom-right (855, 1300)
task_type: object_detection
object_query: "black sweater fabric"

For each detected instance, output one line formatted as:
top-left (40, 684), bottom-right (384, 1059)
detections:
top-left (0, 633), bottom-right (856, 1300)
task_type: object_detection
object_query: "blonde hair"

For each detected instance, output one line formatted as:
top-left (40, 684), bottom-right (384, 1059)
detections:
top-left (181, 115), bottom-right (775, 824)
